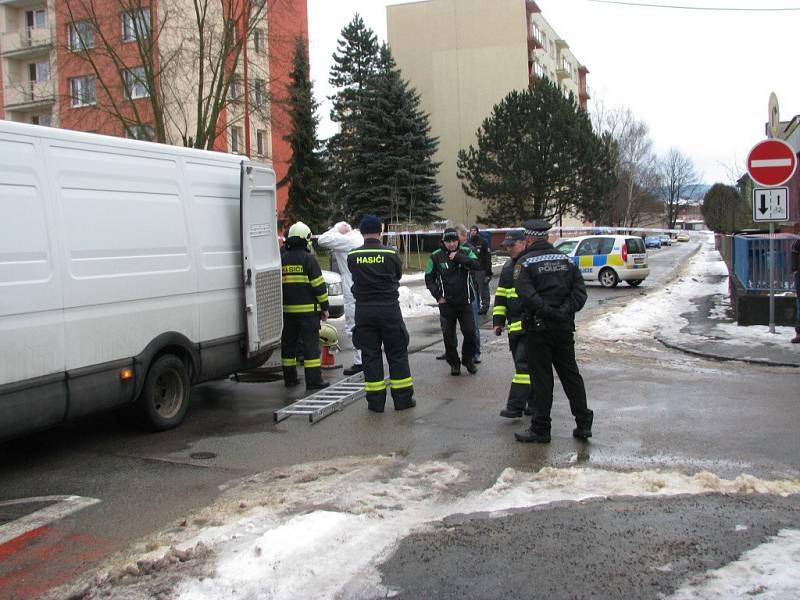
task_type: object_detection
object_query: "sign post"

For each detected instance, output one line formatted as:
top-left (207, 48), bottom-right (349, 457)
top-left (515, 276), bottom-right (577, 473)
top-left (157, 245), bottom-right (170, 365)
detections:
top-left (747, 139), bottom-right (797, 334)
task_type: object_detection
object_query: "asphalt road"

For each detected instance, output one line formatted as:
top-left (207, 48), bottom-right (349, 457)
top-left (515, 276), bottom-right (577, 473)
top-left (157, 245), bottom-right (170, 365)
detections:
top-left (2, 240), bottom-right (798, 599)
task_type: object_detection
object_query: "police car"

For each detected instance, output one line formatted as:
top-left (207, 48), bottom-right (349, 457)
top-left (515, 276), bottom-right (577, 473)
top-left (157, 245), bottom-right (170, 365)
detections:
top-left (554, 235), bottom-right (649, 287)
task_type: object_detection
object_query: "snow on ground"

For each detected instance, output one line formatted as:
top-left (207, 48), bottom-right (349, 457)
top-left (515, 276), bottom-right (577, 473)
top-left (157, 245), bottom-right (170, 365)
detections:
top-left (586, 239), bottom-right (797, 344)
top-left (668, 529), bottom-right (800, 600)
top-left (398, 285), bottom-right (438, 318)
top-left (88, 457), bottom-right (800, 600)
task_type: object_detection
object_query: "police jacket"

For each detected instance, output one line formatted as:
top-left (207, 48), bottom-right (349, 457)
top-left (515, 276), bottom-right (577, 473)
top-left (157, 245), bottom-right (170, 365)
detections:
top-left (347, 238), bottom-right (402, 305)
top-left (425, 244), bottom-right (480, 305)
top-left (469, 234), bottom-right (492, 273)
top-left (281, 238), bottom-right (329, 317)
top-left (493, 256), bottom-right (525, 336)
top-left (515, 239), bottom-right (587, 332)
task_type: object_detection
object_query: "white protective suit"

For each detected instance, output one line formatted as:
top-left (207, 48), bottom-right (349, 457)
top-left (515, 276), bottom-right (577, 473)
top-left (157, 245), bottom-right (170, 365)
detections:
top-left (317, 222), bottom-right (364, 366)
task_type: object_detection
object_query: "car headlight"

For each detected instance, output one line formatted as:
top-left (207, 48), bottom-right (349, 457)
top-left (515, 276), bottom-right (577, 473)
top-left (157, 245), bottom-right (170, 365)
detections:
top-left (327, 282), bottom-right (343, 296)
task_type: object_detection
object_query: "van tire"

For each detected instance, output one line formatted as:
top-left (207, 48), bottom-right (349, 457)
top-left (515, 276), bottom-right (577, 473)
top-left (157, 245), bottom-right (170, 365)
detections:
top-left (626, 279), bottom-right (643, 287)
top-left (599, 268), bottom-right (619, 288)
top-left (135, 354), bottom-right (191, 431)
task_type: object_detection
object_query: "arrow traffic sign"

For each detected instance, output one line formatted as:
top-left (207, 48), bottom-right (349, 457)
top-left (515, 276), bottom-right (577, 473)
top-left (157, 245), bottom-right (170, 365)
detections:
top-left (752, 187), bottom-right (789, 222)
top-left (747, 139), bottom-right (797, 187)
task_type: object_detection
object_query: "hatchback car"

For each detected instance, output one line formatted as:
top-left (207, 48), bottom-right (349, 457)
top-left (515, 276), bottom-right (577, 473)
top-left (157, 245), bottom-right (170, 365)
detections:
top-left (675, 232), bottom-right (690, 242)
top-left (554, 235), bottom-right (649, 287)
top-left (644, 236), bottom-right (662, 249)
top-left (659, 234), bottom-right (672, 246)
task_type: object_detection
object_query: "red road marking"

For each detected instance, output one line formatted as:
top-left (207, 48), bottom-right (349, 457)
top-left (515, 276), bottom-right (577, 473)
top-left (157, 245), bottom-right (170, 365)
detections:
top-left (0, 525), bottom-right (118, 599)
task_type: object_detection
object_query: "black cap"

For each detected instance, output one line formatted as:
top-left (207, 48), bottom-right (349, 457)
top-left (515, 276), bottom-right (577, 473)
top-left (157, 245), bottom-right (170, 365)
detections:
top-left (523, 219), bottom-right (552, 236)
top-left (501, 229), bottom-right (526, 246)
top-left (359, 215), bottom-right (382, 234)
top-left (442, 227), bottom-right (459, 242)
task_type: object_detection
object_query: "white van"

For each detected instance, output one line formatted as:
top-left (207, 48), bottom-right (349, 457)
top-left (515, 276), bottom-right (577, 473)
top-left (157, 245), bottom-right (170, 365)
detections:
top-left (0, 122), bottom-right (282, 440)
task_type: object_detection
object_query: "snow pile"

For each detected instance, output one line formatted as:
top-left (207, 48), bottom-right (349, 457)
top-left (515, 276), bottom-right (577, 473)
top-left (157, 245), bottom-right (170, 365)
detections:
top-left (398, 285), bottom-right (438, 318)
top-left (668, 529), bottom-right (800, 599)
top-left (82, 456), bottom-right (800, 600)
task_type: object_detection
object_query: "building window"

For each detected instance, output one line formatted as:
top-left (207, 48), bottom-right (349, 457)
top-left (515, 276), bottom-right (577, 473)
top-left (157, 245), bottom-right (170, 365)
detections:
top-left (31, 114), bottom-right (52, 127)
top-left (124, 67), bottom-right (149, 99)
top-left (253, 28), bottom-right (265, 54)
top-left (29, 61), bottom-right (50, 83)
top-left (69, 21), bottom-right (95, 50)
top-left (26, 9), bottom-right (47, 30)
top-left (230, 126), bottom-right (243, 154)
top-left (225, 19), bottom-right (237, 47)
top-left (256, 129), bottom-right (267, 156)
top-left (122, 8), bottom-right (151, 42)
top-left (531, 23), bottom-right (542, 45)
top-left (70, 76), bottom-right (96, 107)
top-left (561, 56), bottom-right (570, 73)
top-left (228, 75), bottom-right (240, 101)
top-left (533, 62), bottom-right (544, 79)
top-left (253, 79), bottom-right (265, 106)
top-left (126, 124), bottom-right (154, 140)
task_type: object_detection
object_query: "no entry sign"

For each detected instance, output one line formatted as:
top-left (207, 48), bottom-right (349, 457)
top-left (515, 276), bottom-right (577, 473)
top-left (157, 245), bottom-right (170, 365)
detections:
top-left (747, 139), bottom-right (797, 187)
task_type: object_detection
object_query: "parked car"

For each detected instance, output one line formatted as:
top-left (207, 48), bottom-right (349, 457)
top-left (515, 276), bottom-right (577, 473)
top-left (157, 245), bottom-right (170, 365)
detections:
top-left (676, 233), bottom-right (690, 242)
top-left (554, 235), bottom-right (649, 287)
top-left (659, 234), bottom-right (673, 246)
top-left (644, 236), bottom-right (662, 249)
top-left (322, 270), bottom-right (345, 318)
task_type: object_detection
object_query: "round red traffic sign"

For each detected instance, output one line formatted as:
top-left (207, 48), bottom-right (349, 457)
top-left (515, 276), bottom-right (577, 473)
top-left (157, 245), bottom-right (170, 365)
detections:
top-left (747, 139), bottom-right (797, 187)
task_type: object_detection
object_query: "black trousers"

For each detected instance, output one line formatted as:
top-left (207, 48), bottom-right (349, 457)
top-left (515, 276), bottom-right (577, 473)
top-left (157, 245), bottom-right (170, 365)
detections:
top-left (438, 302), bottom-right (476, 366)
top-left (506, 334), bottom-right (534, 412)
top-left (352, 304), bottom-right (414, 410)
top-left (281, 315), bottom-right (323, 386)
top-left (525, 329), bottom-right (592, 434)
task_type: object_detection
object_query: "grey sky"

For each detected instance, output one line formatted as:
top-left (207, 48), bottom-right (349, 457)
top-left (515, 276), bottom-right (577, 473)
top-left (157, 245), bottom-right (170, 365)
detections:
top-left (307, 0), bottom-right (799, 184)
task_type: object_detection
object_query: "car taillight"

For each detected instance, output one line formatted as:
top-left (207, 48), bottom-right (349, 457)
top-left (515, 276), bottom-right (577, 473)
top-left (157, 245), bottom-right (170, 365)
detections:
top-left (621, 242), bottom-right (628, 262)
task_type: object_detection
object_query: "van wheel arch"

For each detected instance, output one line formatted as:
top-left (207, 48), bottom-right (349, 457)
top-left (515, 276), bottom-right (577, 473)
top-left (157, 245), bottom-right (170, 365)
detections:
top-left (132, 354), bottom-right (191, 431)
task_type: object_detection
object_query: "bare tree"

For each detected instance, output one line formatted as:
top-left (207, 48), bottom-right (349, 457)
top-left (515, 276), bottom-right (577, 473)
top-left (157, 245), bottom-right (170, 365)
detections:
top-left (660, 148), bottom-right (700, 229)
top-left (593, 105), bottom-right (660, 227)
top-left (57, 0), bottom-right (295, 149)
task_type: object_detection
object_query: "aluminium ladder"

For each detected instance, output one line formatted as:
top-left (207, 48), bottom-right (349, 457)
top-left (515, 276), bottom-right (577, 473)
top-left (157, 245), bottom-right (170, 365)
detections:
top-left (273, 372), bottom-right (368, 424)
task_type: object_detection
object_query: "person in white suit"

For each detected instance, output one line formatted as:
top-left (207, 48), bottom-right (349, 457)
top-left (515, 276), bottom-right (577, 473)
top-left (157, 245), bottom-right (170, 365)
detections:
top-left (317, 221), bottom-right (364, 374)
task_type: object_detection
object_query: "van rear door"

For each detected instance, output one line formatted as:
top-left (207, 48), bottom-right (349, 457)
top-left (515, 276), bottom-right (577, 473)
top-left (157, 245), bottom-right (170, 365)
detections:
top-left (240, 163), bottom-right (282, 357)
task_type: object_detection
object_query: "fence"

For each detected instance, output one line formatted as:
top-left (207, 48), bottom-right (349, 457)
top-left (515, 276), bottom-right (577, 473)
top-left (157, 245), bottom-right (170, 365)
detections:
top-left (729, 234), bottom-right (799, 292)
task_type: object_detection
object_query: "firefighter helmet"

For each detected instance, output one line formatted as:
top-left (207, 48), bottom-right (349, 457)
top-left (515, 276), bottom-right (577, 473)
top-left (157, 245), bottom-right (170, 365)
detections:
top-left (288, 221), bottom-right (312, 240)
top-left (318, 323), bottom-right (339, 348)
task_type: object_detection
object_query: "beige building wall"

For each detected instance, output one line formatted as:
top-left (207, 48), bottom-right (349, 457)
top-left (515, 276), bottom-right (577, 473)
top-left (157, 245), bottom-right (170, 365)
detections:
top-left (388, 0), bottom-right (590, 226)
top-left (388, 0), bottom-right (529, 225)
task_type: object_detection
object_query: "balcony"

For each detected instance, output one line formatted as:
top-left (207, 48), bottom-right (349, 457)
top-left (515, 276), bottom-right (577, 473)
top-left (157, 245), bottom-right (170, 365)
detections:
top-left (3, 79), bottom-right (55, 110)
top-left (580, 84), bottom-right (591, 100)
top-left (1, 26), bottom-right (53, 58)
top-left (526, 1), bottom-right (541, 14)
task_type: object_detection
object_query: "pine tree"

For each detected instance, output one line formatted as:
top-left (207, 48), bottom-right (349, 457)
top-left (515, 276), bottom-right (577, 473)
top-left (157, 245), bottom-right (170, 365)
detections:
top-left (327, 14), bottom-right (379, 219)
top-left (279, 36), bottom-right (329, 233)
top-left (356, 44), bottom-right (442, 223)
top-left (456, 78), bottom-right (614, 224)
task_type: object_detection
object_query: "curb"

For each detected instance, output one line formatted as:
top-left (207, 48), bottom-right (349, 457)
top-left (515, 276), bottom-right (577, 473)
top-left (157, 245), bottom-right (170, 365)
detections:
top-left (655, 336), bottom-right (800, 368)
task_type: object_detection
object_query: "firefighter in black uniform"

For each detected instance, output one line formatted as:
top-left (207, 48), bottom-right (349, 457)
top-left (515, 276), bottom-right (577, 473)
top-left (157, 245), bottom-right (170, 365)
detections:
top-left (425, 227), bottom-right (481, 375)
top-left (280, 221), bottom-right (330, 391)
top-left (347, 215), bottom-right (416, 412)
top-left (514, 219), bottom-right (593, 443)
top-left (493, 229), bottom-right (533, 418)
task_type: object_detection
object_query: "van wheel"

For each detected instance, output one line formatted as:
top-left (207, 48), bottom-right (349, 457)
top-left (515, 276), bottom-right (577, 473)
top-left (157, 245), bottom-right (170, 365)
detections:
top-left (599, 268), bottom-right (619, 288)
top-left (626, 279), bottom-right (643, 287)
top-left (135, 355), bottom-right (190, 431)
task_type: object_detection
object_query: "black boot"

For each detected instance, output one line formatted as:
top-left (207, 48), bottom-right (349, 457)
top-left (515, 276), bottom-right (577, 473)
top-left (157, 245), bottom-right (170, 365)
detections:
top-left (462, 359), bottom-right (477, 374)
top-left (792, 327), bottom-right (800, 344)
top-left (573, 411), bottom-right (594, 440)
top-left (306, 380), bottom-right (330, 391)
top-left (450, 363), bottom-right (461, 376)
top-left (342, 364), bottom-right (363, 376)
top-left (515, 428), bottom-right (550, 443)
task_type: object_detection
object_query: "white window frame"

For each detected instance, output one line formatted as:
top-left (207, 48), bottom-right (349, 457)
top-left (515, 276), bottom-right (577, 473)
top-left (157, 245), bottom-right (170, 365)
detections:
top-left (30, 61), bottom-right (50, 82)
top-left (228, 75), bottom-right (240, 101)
top-left (27, 9), bottom-right (47, 29)
top-left (68, 21), bottom-right (95, 50)
top-left (122, 8), bottom-right (151, 42)
top-left (230, 126), bottom-right (242, 154)
top-left (70, 76), bottom-right (96, 107)
top-left (124, 67), bottom-right (149, 99)
top-left (253, 28), bottom-right (265, 54)
top-left (256, 129), bottom-right (267, 157)
top-left (253, 79), bottom-right (264, 106)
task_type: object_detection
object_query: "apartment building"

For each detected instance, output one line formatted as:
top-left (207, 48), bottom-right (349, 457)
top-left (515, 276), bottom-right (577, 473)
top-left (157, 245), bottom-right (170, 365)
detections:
top-left (0, 0), bottom-right (307, 215)
top-left (387, 0), bottom-right (590, 224)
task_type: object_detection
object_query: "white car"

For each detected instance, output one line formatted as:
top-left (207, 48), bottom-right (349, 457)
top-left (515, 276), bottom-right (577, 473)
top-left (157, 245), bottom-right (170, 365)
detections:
top-left (322, 270), bottom-right (345, 318)
top-left (554, 235), bottom-right (650, 287)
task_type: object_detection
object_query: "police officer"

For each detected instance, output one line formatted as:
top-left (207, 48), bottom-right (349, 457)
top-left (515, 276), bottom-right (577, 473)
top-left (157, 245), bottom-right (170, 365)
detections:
top-left (514, 219), bottom-right (593, 443)
top-left (493, 229), bottom-right (533, 418)
top-left (280, 221), bottom-right (330, 391)
top-left (425, 227), bottom-right (481, 375)
top-left (347, 215), bottom-right (415, 412)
